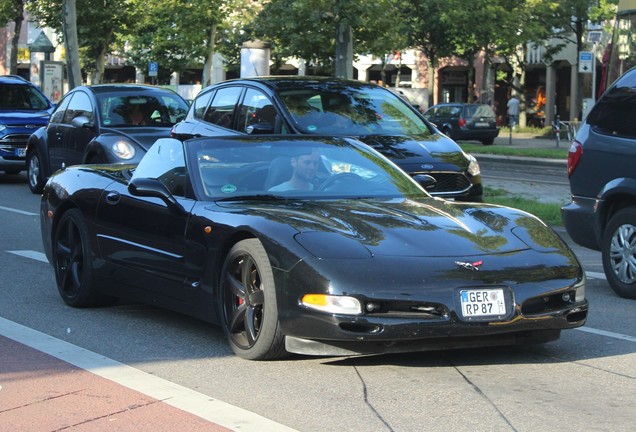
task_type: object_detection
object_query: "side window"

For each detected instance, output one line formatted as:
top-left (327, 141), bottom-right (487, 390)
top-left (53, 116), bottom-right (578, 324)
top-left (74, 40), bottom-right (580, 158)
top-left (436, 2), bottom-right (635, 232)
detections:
top-left (238, 88), bottom-right (277, 133)
top-left (50, 95), bottom-right (72, 124)
top-left (132, 139), bottom-right (187, 197)
top-left (203, 86), bottom-right (242, 129)
top-left (62, 91), bottom-right (94, 124)
top-left (192, 90), bottom-right (214, 120)
top-left (588, 76), bottom-right (636, 138)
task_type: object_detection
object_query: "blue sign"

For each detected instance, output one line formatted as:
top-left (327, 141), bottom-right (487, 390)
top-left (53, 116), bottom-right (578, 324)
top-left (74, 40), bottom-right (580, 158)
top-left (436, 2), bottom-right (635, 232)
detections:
top-left (579, 52), bottom-right (592, 61)
top-left (148, 62), bottom-right (158, 76)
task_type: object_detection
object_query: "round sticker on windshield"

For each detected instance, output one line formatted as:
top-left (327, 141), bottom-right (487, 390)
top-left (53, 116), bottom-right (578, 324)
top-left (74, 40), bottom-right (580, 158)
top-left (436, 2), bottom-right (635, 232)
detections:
top-left (221, 184), bottom-right (237, 193)
top-left (307, 125), bottom-right (317, 132)
top-left (103, 119), bottom-right (111, 125)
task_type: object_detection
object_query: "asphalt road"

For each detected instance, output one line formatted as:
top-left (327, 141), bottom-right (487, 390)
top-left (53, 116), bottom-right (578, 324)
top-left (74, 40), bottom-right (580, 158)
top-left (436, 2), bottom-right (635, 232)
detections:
top-left (2, 171), bottom-right (636, 432)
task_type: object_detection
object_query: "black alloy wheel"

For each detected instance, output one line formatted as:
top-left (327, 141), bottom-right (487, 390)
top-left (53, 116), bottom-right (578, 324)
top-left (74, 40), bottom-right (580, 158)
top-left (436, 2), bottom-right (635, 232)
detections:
top-left (53, 209), bottom-right (115, 307)
top-left (220, 239), bottom-right (286, 360)
top-left (602, 206), bottom-right (636, 299)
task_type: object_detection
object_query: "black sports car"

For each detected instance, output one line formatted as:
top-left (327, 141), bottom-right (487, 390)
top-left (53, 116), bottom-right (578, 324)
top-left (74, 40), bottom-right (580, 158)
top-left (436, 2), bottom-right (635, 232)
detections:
top-left (40, 135), bottom-right (588, 360)
top-left (170, 76), bottom-right (483, 201)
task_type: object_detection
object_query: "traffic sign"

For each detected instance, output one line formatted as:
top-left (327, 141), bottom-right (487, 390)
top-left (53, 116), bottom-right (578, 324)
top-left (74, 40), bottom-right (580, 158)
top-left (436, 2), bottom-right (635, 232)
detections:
top-left (148, 62), bottom-right (158, 77)
top-left (578, 51), bottom-right (593, 73)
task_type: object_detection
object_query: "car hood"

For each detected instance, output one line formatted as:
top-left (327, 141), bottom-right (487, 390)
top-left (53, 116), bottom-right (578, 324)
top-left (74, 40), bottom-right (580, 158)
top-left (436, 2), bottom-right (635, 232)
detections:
top-left (239, 198), bottom-right (561, 258)
top-left (0, 110), bottom-right (51, 125)
top-left (356, 134), bottom-right (469, 170)
top-left (103, 126), bottom-right (173, 150)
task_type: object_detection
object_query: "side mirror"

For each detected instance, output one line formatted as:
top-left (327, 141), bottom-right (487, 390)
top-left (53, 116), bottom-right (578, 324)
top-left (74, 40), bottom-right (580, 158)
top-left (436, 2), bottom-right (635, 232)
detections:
top-left (413, 174), bottom-right (437, 191)
top-left (71, 115), bottom-right (94, 129)
top-left (128, 177), bottom-right (186, 214)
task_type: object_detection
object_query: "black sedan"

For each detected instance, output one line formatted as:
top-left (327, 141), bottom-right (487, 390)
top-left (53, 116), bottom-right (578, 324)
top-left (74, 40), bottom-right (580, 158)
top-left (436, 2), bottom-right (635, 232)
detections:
top-left (26, 84), bottom-right (190, 194)
top-left (40, 135), bottom-right (588, 360)
top-left (423, 103), bottom-right (500, 145)
top-left (171, 76), bottom-right (483, 201)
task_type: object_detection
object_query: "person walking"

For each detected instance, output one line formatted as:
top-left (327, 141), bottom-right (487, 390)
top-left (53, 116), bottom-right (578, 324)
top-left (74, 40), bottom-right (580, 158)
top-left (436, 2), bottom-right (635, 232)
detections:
top-left (507, 94), bottom-right (520, 130)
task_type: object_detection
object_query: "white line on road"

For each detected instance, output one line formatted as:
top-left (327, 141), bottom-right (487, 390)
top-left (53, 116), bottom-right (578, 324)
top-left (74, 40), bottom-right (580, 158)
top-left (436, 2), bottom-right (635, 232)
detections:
top-left (8, 250), bottom-right (48, 263)
top-left (585, 271), bottom-right (606, 280)
top-left (0, 317), bottom-right (298, 432)
top-left (575, 326), bottom-right (636, 343)
top-left (0, 205), bottom-right (38, 216)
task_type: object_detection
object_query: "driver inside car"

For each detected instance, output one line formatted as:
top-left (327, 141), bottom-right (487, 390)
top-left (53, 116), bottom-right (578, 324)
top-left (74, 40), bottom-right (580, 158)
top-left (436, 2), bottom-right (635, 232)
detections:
top-left (268, 149), bottom-right (321, 192)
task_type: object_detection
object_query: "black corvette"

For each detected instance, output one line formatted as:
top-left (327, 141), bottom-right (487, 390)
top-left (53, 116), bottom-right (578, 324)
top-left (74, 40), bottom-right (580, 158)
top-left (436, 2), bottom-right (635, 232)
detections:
top-left (40, 135), bottom-right (588, 360)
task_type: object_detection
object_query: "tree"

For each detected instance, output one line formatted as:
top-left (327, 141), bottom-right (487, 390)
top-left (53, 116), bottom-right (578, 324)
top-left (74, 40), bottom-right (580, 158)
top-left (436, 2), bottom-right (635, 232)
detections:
top-left (0, 0), bottom-right (25, 74)
top-left (247, 0), bottom-right (406, 77)
top-left (62, 0), bottom-right (81, 88)
top-left (28, 0), bottom-right (133, 84)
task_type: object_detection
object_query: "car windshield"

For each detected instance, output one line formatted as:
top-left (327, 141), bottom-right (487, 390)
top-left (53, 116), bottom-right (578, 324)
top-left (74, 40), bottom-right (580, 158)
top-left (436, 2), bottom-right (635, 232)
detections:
top-left (185, 136), bottom-right (428, 200)
top-left (0, 84), bottom-right (50, 110)
top-left (278, 86), bottom-right (432, 137)
top-left (97, 92), bottom-right (189, 127)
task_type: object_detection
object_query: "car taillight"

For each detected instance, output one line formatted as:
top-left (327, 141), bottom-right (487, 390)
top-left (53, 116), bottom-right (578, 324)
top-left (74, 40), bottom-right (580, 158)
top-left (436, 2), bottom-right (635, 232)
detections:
top-left (567, 140), bottom-right (583, 177)
top-left (458, 117), bottom-right (466, 127)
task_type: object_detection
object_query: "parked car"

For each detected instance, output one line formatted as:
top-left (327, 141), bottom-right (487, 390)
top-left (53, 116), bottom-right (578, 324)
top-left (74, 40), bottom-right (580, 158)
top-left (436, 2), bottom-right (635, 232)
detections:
top-left (423, 103), bottom-right (500, 145)
top-left (171, 76), bottom-right (483, 202)
top-left (0, 75), bottom-right (54, 175)
top-left (26, 84), bottom-right (190, 194)
top-left (562, 66), bottom-right (636, 299)
top-left (40, 134), bottom-right (587, 360)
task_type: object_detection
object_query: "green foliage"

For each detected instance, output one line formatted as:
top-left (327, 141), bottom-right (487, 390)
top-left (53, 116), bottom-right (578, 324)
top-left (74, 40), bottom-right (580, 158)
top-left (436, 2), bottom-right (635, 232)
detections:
top-left (484, 190), bottom-right (563, 226)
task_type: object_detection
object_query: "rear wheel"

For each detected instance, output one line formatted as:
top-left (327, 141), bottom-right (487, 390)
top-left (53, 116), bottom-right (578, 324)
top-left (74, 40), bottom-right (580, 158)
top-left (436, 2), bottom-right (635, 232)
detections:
top-left (602, 207), bottom-right (636, 299)
top-left (27, 150), bottom-right (46, 194)
top-left (53, 209), bottom-right (116, 307)
top-left (219, 239), bottom-right (286, 360)
top-left (481, 138), bottom-right (494, 145)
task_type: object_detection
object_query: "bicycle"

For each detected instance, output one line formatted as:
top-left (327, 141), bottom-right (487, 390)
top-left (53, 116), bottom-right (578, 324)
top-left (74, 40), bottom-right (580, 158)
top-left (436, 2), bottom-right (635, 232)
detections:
top-left (553, 119), bottom-right (577, 147)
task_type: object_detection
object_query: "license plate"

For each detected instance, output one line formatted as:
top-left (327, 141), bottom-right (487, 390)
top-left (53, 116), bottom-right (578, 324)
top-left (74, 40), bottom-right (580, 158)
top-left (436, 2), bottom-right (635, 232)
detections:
top-left (475, 122), bottom-right (489, 127)
top-left (460, 288), bottom-right (506, 317)
top-left (15, 148), bottom-right (26, 157)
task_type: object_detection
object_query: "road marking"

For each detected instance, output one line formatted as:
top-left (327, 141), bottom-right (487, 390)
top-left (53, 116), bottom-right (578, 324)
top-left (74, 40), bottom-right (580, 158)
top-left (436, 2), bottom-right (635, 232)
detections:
top-left (586, 271), bottom-right (606, 280)
top-left (8, 250), bottom-right (49, 263)
top-left (0, 205), bottom-right (38, 216)
top-left (575, 326), bottom-right (636, 343)
top-left (0, 317), bottom-right (297, 432)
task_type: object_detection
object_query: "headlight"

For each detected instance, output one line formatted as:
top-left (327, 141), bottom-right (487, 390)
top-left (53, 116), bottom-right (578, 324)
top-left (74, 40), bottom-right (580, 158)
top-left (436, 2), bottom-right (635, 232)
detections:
top-left (0, 124), bottom-right (6, 131)
top-left (466, 153), bottom-right (480, 176)
top-left (112, 141), bottom-right (136, 160)
top-left (301, 294), bottom-right (362, 315)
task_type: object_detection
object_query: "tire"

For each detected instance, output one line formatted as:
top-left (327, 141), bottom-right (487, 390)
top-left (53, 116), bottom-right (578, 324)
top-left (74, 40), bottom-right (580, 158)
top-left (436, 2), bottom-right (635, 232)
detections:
top-left (219, 239), bottom-right (286, 360)
top-left (481, 138), bottom-right (495, 145)
top-left (4, 168), bottom-right (21, 175)
top-left (53, 209), bottom-right (116, 307)
top-left (602, 206), bottom-right (636, 299)
top-left (27, 150), bottom-right (46, 194)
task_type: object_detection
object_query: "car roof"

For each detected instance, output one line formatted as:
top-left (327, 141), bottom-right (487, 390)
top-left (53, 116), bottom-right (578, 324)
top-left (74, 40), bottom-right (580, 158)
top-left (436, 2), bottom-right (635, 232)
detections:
top-left (77, 84), bottom-right (180, 95)
top-left (213, 75), bottom-right (380, 91)
top-left (0, 74), bottom-right (35, 85)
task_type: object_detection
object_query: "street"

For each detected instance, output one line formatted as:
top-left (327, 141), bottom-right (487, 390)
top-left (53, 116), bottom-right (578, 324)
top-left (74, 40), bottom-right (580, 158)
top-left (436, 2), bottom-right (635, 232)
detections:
top-left (2, 170), bottom-right (636, 432)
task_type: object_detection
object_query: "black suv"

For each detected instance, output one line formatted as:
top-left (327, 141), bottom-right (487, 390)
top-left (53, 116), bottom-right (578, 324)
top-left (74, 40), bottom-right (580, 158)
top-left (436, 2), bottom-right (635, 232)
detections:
top-left (0, 75), bottom-right (54, 175)
top-left (562, 66), bottom-right (636, 299)
top-left (423, 103), bottom-right (499, 145)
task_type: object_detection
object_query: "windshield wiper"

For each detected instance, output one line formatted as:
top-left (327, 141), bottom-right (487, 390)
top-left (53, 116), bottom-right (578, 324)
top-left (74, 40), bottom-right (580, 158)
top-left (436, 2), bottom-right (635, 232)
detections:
top-left (214, 194), bottom-right (289, 202)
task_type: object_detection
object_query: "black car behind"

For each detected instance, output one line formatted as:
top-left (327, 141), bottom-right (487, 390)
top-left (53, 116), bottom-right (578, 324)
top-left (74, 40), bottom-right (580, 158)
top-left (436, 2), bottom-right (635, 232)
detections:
top-left (171, 76), bottom-right (483, 201)
top-left (26, 84), bottom-right (189, 194)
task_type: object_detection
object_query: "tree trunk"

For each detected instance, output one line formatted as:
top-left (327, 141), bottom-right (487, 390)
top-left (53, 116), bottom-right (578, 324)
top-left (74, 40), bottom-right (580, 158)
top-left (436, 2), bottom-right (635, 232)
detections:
top-left (9, 1), bottom-right (24, 75)
top-left (63, 0), bottom-right (82, 89)
top-left (335, 22), bottom-right (353, 79)
top-left (90, 45), bottom-right (107, 84)
top-left (202, 23), bottom-right (217, 87)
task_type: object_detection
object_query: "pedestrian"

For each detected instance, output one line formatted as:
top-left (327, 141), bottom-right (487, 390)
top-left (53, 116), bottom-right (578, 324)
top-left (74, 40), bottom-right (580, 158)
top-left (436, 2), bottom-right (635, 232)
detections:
top-left (507, 94), bottom-right (520, 130)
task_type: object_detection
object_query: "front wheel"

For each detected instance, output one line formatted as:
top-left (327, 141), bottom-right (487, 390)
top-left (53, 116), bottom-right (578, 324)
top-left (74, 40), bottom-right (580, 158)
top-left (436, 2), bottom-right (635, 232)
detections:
top-left (219, 239), bottom-right (286, 360)
top-left (602, 207), bottom-right (636, 299)
top-left (53, 209), bottom-right (116, 307)
top-left (27, 150), bottom-right (46, 194)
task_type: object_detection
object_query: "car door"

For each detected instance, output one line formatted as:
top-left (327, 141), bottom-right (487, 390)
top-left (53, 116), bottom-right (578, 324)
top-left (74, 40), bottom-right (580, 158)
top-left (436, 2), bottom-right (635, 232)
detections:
top-left (49, 90), bottom-right (98, 172)
top-left (95, 139), bottom-right (196, 301)
top-left (188, 85), bottom-right (244, 138)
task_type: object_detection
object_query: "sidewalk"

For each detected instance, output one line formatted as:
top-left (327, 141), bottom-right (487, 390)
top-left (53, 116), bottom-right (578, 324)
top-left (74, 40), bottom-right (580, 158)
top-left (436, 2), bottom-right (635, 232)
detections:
top-left (0, 318), bottom-right (297, 432)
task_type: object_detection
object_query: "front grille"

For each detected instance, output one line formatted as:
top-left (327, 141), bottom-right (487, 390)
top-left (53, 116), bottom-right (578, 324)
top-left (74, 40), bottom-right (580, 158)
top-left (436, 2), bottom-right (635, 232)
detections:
top-left (415, 172), bottom-right (472, 195)
top-left (0, 133), bottom-right (31, 147)
top-left (363, 300), bottom-right (449, 319)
